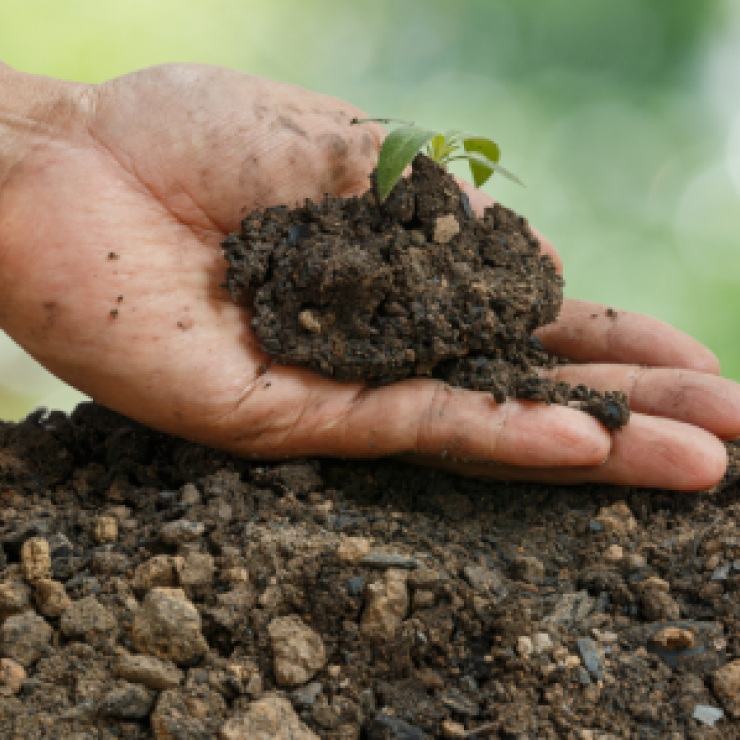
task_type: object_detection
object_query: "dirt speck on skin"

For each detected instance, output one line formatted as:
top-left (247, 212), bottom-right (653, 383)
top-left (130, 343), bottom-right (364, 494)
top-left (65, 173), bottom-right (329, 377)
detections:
top-left (361, 132), bottom-right (379, 157)
top-left (318, 132), bottom-right (349, 160)
top-left (222, 154), bottom-right (630, 431)
top-left (278, 115), bottom-right (308, 139)
top-left (1, 404), bottom-right (740, 737)
top-left (42, 302), bottom-right (59, 332)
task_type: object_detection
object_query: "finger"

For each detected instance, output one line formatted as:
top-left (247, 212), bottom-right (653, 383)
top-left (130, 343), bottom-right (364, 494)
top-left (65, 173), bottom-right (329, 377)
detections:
top-left (454, 175), bottom-right (563, 273)
top-left (542, 364), bottom-right (740, 441)
top-left (224, 370), bottom-right (610, 467)
top-left (536, 298), bottom-right (720, 374)
top-left (412, 413), bottom-right (728, 492)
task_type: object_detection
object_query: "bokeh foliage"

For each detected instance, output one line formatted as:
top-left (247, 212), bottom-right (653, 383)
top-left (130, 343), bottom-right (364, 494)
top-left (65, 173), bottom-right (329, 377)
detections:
top-left (1, 0), bottom-right (738, 420)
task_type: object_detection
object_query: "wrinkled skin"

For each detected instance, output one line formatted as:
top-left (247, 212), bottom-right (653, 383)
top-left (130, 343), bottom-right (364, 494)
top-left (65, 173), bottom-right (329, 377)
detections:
top-left (0, 63), bottom-right (739, 490)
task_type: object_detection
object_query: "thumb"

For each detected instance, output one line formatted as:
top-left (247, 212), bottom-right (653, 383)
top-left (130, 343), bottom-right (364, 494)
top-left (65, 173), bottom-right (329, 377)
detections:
top-left (91, 64), bottom-right (385, 234)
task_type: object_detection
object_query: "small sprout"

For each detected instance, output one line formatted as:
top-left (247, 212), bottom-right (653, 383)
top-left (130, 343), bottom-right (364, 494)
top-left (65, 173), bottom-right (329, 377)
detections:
top-left (350, 117), bottom-right (523, 202)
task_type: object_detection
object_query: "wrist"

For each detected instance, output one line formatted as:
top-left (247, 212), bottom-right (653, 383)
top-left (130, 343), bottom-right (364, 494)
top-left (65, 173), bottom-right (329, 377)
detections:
top-left (0, 64), bottom-right (95, 187)
top-left (0, 66), bottom-right (97, 330)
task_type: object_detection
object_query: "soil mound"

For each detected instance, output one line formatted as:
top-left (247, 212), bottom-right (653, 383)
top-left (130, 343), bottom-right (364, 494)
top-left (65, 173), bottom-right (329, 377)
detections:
top-left (1, 404), bottom-right (740, 737)
top-left (223, 155), bottom-right (629, 430)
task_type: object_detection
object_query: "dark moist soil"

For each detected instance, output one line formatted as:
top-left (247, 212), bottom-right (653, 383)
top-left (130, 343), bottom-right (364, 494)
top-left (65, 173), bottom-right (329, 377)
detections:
top-left (222, 154), bottom-right (629, 431)
top-left (2, 404), bottom-right (740, 738)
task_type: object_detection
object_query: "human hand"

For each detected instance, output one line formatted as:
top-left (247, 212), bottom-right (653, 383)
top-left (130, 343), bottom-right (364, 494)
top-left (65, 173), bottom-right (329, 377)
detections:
top-left (0, 63), bottom-right (738, 490)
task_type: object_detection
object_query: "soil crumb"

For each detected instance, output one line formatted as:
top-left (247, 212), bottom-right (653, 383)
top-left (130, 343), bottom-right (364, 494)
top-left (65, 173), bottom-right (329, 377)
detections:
top-left (223, 154), bottom-right (629, 430)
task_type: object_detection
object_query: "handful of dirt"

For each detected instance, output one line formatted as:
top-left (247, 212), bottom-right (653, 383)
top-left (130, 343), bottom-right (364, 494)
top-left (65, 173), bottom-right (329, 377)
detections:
top-left (222, 154), bottom-right (629, 430)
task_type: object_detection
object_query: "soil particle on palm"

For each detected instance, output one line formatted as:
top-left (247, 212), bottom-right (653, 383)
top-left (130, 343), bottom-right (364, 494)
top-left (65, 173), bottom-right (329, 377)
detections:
top-left (222, 154), bottom-right (630, 431)
top-left (2, 403), bottom-right (740, 737)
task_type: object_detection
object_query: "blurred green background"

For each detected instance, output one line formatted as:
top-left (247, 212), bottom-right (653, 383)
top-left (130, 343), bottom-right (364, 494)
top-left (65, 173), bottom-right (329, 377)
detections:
top-left (1, 0), bottom-right (739, 420)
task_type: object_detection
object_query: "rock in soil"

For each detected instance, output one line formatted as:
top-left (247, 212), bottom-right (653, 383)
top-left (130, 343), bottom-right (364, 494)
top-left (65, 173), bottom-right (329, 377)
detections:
top-left (223, 154), bottom-right (630, 430)
top-left (133, 587), bottom-right (208, 666)
top-left (0, 658), bottom-right (25, 697)
top-left (2, 402), bottom-right (740, 736)
top-left (0, 611), bottom-right (52, 666)
top-left (268, 614), bottom-right (327, 687)
top-left (219, 695), bottom-right (319, 739)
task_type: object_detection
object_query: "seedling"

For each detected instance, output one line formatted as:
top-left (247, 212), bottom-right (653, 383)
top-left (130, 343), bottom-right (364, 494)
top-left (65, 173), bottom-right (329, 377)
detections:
top-left (350, 117), bottom-right (523, 202)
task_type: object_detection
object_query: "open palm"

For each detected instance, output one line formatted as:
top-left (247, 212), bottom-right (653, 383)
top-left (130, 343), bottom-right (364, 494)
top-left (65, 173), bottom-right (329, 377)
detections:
top-left (0, 63), bottom-right (738, 489)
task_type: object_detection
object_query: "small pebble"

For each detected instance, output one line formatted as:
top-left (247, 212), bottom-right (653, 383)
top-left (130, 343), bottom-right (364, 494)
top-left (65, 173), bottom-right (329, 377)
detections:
top-left (433, 214), bottom-right (460, 244)
top-left (0, 612), bottom-right (52, 666)
top-left (512, 555), bottom-right (544, 585)
top-left (516, 635), bottom-right (533, 659)
top-left (291, 681), bottom-right (323, 709)
top-left (595, 502), bottom-right (637, 534)
top-left (651, 626), bottom-right (694, 651)
top-left (94, 516), bottom-right (118, 544)
top-left (361, 552), bottom-right (420, 569)
top-left (713, 659), bottom-right (740, 699)
top-left (337, 536), bottom-right (372, 563)
top-left (577, 637), bottom-right (603, 681)
top-left (99, 682), bottom-right (156, 719)
top-left (133, 588), bottom-right (208, 666)
top-left (21, 537), bottom-right (51, 582)
top-left (532, 632), bottom-right (553, 655)
top-left (114, 654), bottom-right (184, 690)
top-left (360, 570), bottom-right (410, 642)
top-left (34, 579), bottom-right (72, 618)
top-left (179, 484), bottom-right (201, 506)
top-left (0, 658), bottom-right (26, 696)
top-left (441, 718), bottom-right (467, 738)
top-left (268, 615), bottom-right (327, 687)
top-left (642, 576), bottom-right (670, 592)
top-left (712, 562), bottom-right (731, 582)
top-left (622, 553), bottom-right (646, 571)
top-left (160, 520), bottom-right (205, 545)
top-left (692, 704), bottom-right (724, 727)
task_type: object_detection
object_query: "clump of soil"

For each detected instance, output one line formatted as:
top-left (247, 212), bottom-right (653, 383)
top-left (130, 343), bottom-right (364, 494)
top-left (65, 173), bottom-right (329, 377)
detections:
top-left (222, 154), bottom-right (629, 431)
top-left (2, 404), bottom-right (740, 738)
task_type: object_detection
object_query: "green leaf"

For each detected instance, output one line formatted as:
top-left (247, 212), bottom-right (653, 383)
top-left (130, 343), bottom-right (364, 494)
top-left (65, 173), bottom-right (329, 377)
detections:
top-left (376, 125), bottom-right (437, 202)
top-left (448, 151), bottom-right (524, 188)
top-left (463, 136), bottom-right (502, 188)
top-left (442, 129), bottom-right (467, 146)
top-left (427, 133), bottom-right (446, 161)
